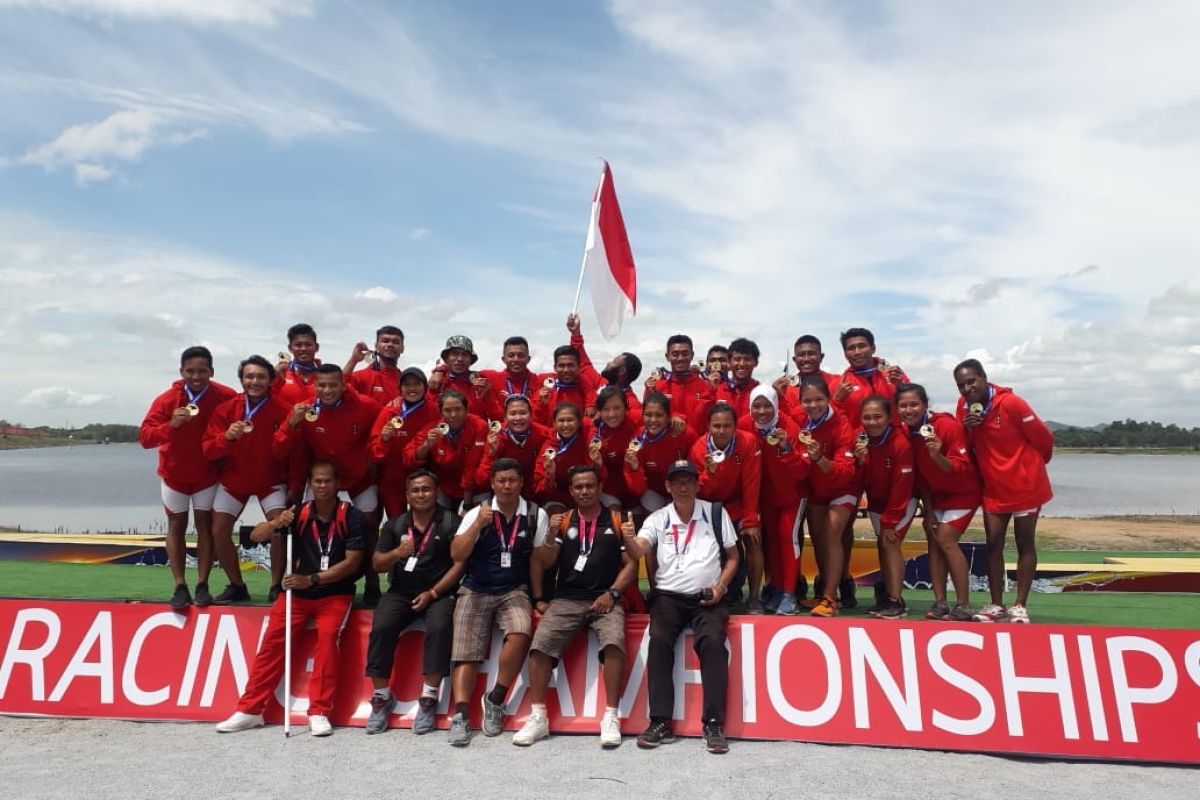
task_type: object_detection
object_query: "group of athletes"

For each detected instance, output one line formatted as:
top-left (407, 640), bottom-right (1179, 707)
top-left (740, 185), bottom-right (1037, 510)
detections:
top-left (140, 314), bottom-right (1054, 750)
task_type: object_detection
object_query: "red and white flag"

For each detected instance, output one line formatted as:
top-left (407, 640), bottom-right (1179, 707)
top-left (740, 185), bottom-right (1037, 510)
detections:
top-left (581, 161), bottom-right (637, 339)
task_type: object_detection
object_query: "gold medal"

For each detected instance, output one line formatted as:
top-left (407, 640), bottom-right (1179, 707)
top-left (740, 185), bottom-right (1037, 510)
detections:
top-left (304, 409), bottom-right (319, 423)
top-left (766, 429), bottom-right (784, 446)
top-left (543, 377), bottom-right (555, 389)
top-left (711, 449), bottom-right (726, 464)
top-left (920, 424), bottom-right (935, 438)
top-left (969, 402), bottom-right (984, 415)
top-left (489, 420), bottom-right (502, 434)
top-left (798, 430), bottom-right (813, 445)
top-left (436, 422), bottom-right (450, 435)
top-left (544, 447), bottom-right (557, 460)
top-left (277, 351), bottom-right (288, 363)
top-left (856, 432), bottom-right (869, 446)
top-left (390, 416), bottom-right (404, 430)
top-left (186, 404), bottom-right (200, 416)
top-left (878, 358), bottom-right (890, 371)
top-left (650, 368), bottom-right (664, 381)
top-left (787, 375), bottom-right (800, 387)
top-left (242, 421), bottom-right (254, 434)
top-left (627, 439), bottom-right (642, 453)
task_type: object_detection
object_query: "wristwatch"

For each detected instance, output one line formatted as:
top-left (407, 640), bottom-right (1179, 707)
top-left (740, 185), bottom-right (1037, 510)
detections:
top-left (607, 588), bottom-right (621, 601)
top-left (309, 573), bottom-right (320, 587)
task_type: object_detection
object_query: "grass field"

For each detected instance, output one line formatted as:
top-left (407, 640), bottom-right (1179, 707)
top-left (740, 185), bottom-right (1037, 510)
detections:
top-left (3, 557), bottom-right (1197, 629)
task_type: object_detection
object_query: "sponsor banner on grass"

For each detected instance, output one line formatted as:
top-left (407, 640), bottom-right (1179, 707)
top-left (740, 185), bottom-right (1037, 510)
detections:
top-left (1, 599), bottom-right (1198, 764)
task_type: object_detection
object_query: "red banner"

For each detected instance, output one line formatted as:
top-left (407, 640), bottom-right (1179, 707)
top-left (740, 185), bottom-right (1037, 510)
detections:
top-left (1, 599), bottom-right (1198, 764)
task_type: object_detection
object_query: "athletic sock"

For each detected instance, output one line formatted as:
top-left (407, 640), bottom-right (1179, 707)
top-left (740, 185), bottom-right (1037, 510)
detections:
top-left (487, 683), bottom-right (508, 705)
top-left (531, 703), bottom-right (546, 717)
top-left (373, 687), bottom-right (392, 700)
top-left (605, 706), bottom-right (618, 717)
top-left (455, 702), bottom-right (468, 718)
top-left (420, 683), bottom-right (439, 701)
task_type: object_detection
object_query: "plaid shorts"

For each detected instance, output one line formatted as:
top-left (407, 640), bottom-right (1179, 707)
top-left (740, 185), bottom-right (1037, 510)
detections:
top-left (530, 597), bottom-right (625, 662)
top-left (451, 585), bottom-right (532, 663)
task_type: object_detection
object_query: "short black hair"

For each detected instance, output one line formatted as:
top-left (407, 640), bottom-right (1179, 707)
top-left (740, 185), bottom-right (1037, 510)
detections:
top-left (376, 325), bottom-right (404, 340)
top-left (504, 393), bottom-right (532, 410)
top-left (551, 401), bottom-right (582, 422)
top-left (706, 345), bottom-right (729, 360)
top-left (728, 338), bottom-right (760, 360)
top-left (439, 389), bottom-right (468, 410)
top-left (238, 355), bottom-right (275, 382)
top-left (595, 385), bottom-right (626, 412)
top-left (406, 468), bottom-right (438, 485)
top-left (287, 323), bottom-right (317, 343)
top-left (954, 358), bottom-right (987, 379)
top-left (553, 345), bottom-right (580, 364)
top-left (894, 382), bottom-right (929, 405)
top-left (840, 327), bottom-right (875, 348)
top-left (567, 464), bottom-right (601, 484)
top-left (861, 394), bottom-right (891, 416)
top-left (794, 334), bottom-right (822, 351)
top-left (309, 460), bottom-right (338, 479)
top-left (708, 401), bottom-right (736, 423)
top-left (503, 336), bottom-right (529, 350)
top-left (799, 374), bottom-right (831, 398)
top-left (642, 390), bottom-right (671, 416)
top-left (666, 334), bottom-right (693, 351)
top-left (316, 363), bottom-right (343, 377)
top-left (620, 352), bottom-right (642, 383)
top-left (490, 457), bottom-right (523, 476)
top-left (180, 346), bottom-right (213, 368)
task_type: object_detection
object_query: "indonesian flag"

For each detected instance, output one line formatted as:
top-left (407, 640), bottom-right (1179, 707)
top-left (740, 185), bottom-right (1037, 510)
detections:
top-left (582, 161), bottom-right (637, 339)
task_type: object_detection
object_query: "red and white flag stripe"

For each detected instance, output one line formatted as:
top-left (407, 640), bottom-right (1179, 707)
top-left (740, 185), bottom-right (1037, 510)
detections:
top-left (582, 161), bottom-right (637, 339)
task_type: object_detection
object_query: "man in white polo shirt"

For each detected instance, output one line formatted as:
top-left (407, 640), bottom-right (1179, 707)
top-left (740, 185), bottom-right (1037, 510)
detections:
top-left (620, 459), bottom-right (739, 755)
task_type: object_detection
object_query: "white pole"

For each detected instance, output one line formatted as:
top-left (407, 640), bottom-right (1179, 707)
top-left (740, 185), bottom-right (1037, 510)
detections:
top-left (571, 164), bottom-right (607, 316)
top-left (283, 531), bottom-right (293, 738)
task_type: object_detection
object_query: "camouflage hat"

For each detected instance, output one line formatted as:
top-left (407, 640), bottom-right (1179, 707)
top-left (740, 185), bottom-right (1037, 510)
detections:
top-left (440, 335), bottom-right (478, 365)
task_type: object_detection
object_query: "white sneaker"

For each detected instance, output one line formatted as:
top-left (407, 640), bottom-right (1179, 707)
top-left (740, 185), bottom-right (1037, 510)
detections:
top-left (215, 711), bottom-right (264, 733)
top-left (511, 712), bottom-right (549, 746)
top-left (309, 714), bottom-right (333, 737)
top-left (599, 710), bottom-right (622, 748)
top-left (972, 603), bottom-right (1009, 623)
top-left (1008, 603), bottom-right (1031, 624)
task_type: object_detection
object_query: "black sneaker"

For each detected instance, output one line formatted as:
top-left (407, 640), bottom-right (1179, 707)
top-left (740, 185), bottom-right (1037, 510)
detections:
top-left (170, 584), bottom-right (192, 611)
top-left (866, 598), bottom-right (888, 616)
top-left (703, 720), bottom-right (729, 754)
top-left (212, 583), bottom-right (251, 605)
top-left (636, 719), bottom-right (675, 749)
top-left (838, 577), bottom-right (858, 609)
top-left (795, 574), bottom-right (809, 601)
top-left (193, 582), bottom-right (214, 607)
top-left (877, 598), bottom-right (908, 620)
top-left (268, 584), bottom-right (282, 604)
top-left (362, 583), bottom-right (382, 608)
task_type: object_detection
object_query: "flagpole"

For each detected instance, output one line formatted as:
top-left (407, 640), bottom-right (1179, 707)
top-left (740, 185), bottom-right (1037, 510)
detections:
top-left (571, 163), bottom-right (608, 316)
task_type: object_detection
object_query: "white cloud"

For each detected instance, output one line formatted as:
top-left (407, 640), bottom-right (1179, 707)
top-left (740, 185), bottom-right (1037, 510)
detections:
top-left (21, 386), bottom-right (108, 408)
top-left (407, 227), bottom-right (430, 241)
top-left (0, 0), bottom-right (314, 26)
top-left (354, 286), bottom-right (398, 303)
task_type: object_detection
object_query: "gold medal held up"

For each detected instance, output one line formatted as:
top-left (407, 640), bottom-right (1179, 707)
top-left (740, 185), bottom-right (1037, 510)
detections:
top-left (435, 422), bottom-right (450, 435)
top-left (766, 429), bottom-right (784, 446)
top-left (304, 408), bottom-right (319, 422)
top-left (856, 432), bottom-right (869, 446)
top-left (544, 447), bottom-right (557, 460)
top-left (543, 377), bottom-right (555, 389)
top-left (627, 439), bottom-right (642, 453)
top-left (242, 421), bottom-right (254, 434)
top-left (390, 416), bottom-right (404, 430)
top-left (920, 424), bottom-right (935, 438)
top-left (969, 402), bottom-right (984, 415)
top-left (186, 404), bottom-right (200, 416)
top-left (798, 430), bottom-right (813, 445)
top-left (489, 420), bottom-right (502, 434)
top-left (711, 449), bottom-right (726, 464)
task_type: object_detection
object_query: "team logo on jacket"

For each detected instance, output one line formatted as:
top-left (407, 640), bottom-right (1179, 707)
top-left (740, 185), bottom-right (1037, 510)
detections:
top-left (352, 424), bottom-right (360, 434)
top-left (993, 415), bottom-right (1001, 428)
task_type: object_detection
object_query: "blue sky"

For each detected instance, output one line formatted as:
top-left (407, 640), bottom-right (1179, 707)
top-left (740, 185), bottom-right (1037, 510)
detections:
top-left (2, 0), bottom-right (1199, 427)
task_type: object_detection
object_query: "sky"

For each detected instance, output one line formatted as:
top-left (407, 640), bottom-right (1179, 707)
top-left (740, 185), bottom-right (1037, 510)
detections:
top-left (1, 0), bottom-right (1198, 428)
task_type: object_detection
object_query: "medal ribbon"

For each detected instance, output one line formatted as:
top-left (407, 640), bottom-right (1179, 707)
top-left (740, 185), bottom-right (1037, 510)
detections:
top-left (868, 424), bottom-right (894, 449)
top-left (706, 434), bottom-right (735, 458)
top-left (637, 426), bottom-right (669, 447)
top-left (555, 432), bottom-right (577, 455)
top-left (907, 412), bottom-right (931, 436)
top-left (243, 395), bottom-right (269, 421)
top-left (805, 406), bottom-right (832, 431)
top-left (183, 385), bottom-right (209, 406)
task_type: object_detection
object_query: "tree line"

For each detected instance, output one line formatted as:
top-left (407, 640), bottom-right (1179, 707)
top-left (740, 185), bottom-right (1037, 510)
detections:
top-left (1053, 419), bottom-right (1200, 450)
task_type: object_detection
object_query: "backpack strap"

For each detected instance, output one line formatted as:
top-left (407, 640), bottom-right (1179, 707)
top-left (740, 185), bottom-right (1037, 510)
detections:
top-left (710, 501), bottom-right (728, 560)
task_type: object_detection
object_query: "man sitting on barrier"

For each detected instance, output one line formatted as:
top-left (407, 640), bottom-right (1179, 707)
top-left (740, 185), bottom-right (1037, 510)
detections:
top-left (215, 460), bottom-right (364, 737)
top-left (445, 457), bottom-right (548, 746)
top-left (621, 459), bottom-right (739, 754)
top-left (513, 464), bottom-right (638, 748)
top-left (364, 469), bottom-right (466, 735)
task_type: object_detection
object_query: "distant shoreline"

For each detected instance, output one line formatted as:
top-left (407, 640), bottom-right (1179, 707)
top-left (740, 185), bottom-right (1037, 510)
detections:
top-left (0, 438), bottom-right (104, 451)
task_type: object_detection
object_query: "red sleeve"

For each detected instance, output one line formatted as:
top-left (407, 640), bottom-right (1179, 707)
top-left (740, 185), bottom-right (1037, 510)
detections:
top-left (368, 405), bottom-right (397, 462)
top-left (571, 333), bottom-right (601, 386)
top-left (402, 423), bottom-right (437, 469)
top-left (937, 417), bottom-right (974, 474)
top-left (738, 432), bottom-right (762, 529)
top-left (1010, 395), bottom-right (1054, 463)
top-left (824, 419), bottom-right (858, 484)
top-left (625, 391), bottom-right (642, 427)
top-left (201, 398), bottom-right (237, 461)
top-left (532, 447), bottom-right (556, 496)
top-left (623, 454), bottom-right (647, 497)
top-left (272, 418), bottom-right (301, 460)
top-left (881, 438), bottom-right (916, 529)
top-left (532, 387), bottom-right (555, 426)
top-left (138, 391), bottom-right (176, 450)
top-left (460, 416), bottom-right (488, 497)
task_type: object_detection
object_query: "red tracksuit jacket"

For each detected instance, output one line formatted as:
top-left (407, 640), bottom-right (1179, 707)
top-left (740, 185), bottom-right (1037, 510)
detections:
top-left (838, 358), bottom-right (909, 429)
top-left (778, 371), bottom-right (841, 425)
top-left (643, 371), bottom-right (715, 433)
top-left (273, 391), bottom-right (377, 496)
top-left (476, 423), bottom-right (553, 490)
top-left (907, 412), bottom-right (982, 510)
top-left (715, 379), bottom-right (760, 420)
top-left (274, 362), bottom-right (321, 408)
top-left (956, 384), bottom-right (1054, 513)
top-left (590, 417), bottom-right (637, 499)
top-left (859, 427), bottom-right (915, 529)
top-left (799, 407), bottom-right (859, 503)
top-left (202, 392), bottom-right (290, 497)
top-left (738, 415), bottom-right (809, 508)
top-left (478, 368), bottom-right (544, 401)
top-left (689, 430), bottom-right (762, 529)
top-left (532, 419), bottom-right (604, 507)
top-left (348, 362), bottom-right (401, 406)
top-left (574, 334), bottom-right (642, 426)
top-left (622, 426), bottom-right (698, 498)
top-left (140, 379), bottom-right (237, 490)
top-left (531, 381), bottom-right (593, 426)
top-left (404, 413), bottom-right (489, 502)
top-left (367, 397), bottom-right (443, 493)
top-left (429, 371), bottom-right (503, 422)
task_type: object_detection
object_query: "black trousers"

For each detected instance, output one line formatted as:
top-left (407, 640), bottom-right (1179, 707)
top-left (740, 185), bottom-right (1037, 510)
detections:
top-left (647, 591), bottom-right (730, 725)
top-left (365, 590), bottom-right (455, 679)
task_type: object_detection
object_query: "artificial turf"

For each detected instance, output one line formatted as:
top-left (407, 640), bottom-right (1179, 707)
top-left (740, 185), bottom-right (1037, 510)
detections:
top-left (2, 560), bottom-right (1197, 629)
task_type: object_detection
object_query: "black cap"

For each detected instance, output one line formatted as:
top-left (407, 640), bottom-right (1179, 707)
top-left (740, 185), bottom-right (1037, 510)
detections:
top-left (665, 459), bottom-right (699, 478)
top-left (400, 366), bottom-right (428, 387)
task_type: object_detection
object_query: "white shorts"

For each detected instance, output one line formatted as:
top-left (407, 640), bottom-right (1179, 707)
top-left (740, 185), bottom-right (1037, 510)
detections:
top-left (1013, 506), bottom-right (1041, 519)
top-left (640, 489), bottom-right (668, 512)
top-left (868, 498), bottom-right (919, 538)
top-left (936, 508), bottom-right (974, 525)
top-left (303, 484), bottom-right (379, 514)
top-left (160, 481), bottom-right (217, 515)
top-left (212, 483), bottom-right (288, 517)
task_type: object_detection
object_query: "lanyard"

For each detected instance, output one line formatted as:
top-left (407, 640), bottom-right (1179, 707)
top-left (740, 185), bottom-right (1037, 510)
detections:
top-left (492, 510), bottom-right (523, 553)
top-left (243, 395), bottom-right (269, 421)
top-left (183, 385), bottom-right (209, 406)
top-left (408, 521), bottom-right (435, 557)
top-left (577, 513), bottom-right (599, 556)
top-left (312, 517), bottom-right (336, 558)
top-left (671, 520), bottom-right (697, 559)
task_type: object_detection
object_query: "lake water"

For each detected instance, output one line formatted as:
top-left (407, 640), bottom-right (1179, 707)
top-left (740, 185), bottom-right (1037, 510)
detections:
top-left (0, 444), bottom-right (1197, 533)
